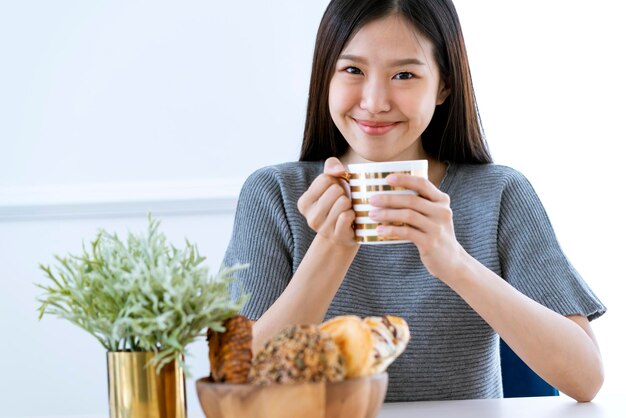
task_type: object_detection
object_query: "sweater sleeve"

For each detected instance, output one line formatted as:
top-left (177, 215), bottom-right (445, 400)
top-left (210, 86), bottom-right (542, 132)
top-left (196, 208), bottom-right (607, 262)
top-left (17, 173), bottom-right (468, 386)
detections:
top-left (223, 167), bottom-right (294, 320)
top-left (496, 170), bottom-right (606, 321)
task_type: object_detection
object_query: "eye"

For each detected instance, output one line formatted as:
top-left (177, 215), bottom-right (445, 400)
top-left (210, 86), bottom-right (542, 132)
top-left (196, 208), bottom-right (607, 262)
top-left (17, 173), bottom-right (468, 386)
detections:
top-left (393, 72), bottom-right (415, 80)
top-left (344, 66), bottom-right (363, 75)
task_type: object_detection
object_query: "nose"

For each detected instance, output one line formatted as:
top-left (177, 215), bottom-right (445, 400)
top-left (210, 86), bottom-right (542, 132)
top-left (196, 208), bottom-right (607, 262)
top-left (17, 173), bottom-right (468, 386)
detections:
top-left (360, 78), bottom-right (391, 114)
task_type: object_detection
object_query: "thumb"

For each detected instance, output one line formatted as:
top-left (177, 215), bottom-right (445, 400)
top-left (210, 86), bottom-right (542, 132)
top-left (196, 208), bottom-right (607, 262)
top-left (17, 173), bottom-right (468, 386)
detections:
top-left (324, 157), bottom-right (346, 177)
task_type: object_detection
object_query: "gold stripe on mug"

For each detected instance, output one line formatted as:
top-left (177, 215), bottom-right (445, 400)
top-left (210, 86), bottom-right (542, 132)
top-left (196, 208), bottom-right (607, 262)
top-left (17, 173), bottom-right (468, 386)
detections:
top-left (355, 235), bottom-right (403, 243)
top-left (354, 223), bottom-right (379, 230)
top-left (350, 184), bottom-right (407, 192)
top-left (352, 198), bottom-right (369, 205)
top-left (355, 211), bottom-right (369, 217)
top-left (354, 222), bottom-right (406, 230)
top-left (348, 171), bottom-right (412, 180)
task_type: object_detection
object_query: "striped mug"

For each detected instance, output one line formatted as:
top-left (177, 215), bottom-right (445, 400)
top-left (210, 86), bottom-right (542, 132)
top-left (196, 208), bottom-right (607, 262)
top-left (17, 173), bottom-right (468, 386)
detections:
top-left (345, 160), bottom-right (428, 244)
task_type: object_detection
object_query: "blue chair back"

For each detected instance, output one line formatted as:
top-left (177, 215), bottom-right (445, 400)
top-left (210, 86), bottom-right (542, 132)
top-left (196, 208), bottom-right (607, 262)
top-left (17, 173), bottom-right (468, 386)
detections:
top-left (500, 339), bottom-right (559, 398)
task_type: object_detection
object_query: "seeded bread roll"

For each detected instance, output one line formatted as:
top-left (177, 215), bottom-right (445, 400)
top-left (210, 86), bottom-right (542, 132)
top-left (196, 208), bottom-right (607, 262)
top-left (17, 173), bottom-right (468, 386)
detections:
top-left (248, 324), bottom-right (346, 385)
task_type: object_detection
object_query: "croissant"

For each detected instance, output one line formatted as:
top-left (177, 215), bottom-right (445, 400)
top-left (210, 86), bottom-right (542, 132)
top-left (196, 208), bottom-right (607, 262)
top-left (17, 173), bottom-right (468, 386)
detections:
top-left (319, 315), bottom-right (374, 378)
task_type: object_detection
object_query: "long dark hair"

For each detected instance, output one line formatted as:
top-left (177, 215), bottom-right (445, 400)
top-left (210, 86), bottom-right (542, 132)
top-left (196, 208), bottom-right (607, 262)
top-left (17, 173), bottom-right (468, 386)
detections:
top-left (299, 0), bottom-right (492, 164)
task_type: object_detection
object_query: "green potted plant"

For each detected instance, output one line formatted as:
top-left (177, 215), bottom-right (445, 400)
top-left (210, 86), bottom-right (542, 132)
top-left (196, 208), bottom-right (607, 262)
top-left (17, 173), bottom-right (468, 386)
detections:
top-left (36, 215), bottom-right (247, 418)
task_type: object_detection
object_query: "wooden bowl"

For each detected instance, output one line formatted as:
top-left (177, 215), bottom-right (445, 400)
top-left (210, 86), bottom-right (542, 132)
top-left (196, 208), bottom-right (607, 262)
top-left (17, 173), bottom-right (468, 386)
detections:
top-left (195, 372), bottom-right (388, 418)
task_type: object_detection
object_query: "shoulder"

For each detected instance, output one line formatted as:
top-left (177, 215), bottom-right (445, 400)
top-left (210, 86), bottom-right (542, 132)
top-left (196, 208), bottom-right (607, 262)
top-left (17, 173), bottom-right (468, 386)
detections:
top-left (248, 161), bottom-right (323, 182)
top-left (447, 163), bottom-right (542, 216)
top-left (455, 163), bottom-right (527, 182)
top-left (239, 160), bottom-right (324, 203)
top-left (453, 163), bottom-right (534, 193)
top-left (243, 161), bottom-right (323, 189)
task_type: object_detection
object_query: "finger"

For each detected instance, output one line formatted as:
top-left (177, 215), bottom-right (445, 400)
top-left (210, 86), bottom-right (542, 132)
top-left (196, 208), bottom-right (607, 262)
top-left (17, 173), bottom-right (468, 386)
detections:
top-left (326, 193), bottom-right (352, 221)
top-left (320, 195), bottom-right (353, 235)
top-left (335, 209), bottom-right (356, 238)
top-left (307, 183), bottom-right (349, 230)
top-left (369, 208), bottom-right (432, 232)
top-left (324, 157), bottom-right (348, 178)
top-left (323, 158), bottom-right (351, 197)
top-left (377, 223), bottom-right (427, 246)
top-left (298, 174), bottom-right (343, 214)
top-left (386, 174), bottom-right (448, 203)
top-left (369, 193), bottom-right (431, 212)
top-left (369, 197), bottom-right (453, 229)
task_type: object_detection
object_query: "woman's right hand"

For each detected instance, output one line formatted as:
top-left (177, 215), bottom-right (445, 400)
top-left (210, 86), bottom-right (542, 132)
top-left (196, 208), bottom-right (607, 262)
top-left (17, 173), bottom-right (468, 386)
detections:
top-left (297, 157), bottom-right (356, 246)
top-left (255, 158), bottom-right (359, 350)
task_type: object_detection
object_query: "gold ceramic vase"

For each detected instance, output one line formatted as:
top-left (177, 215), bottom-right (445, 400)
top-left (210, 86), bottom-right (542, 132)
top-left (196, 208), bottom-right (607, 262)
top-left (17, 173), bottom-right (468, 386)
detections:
top-left (107, 352), bottom-right (187, 418)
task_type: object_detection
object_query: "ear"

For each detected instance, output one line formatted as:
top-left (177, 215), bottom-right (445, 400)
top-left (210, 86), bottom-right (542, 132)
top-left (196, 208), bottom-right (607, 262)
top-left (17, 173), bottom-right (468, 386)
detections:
top-left (436, 78), bottom-right (451, 105)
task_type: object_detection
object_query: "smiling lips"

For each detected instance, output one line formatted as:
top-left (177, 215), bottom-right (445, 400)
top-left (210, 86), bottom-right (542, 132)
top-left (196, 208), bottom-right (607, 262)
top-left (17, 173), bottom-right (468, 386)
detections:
top-left (353, 118), bottom-right (399, 135)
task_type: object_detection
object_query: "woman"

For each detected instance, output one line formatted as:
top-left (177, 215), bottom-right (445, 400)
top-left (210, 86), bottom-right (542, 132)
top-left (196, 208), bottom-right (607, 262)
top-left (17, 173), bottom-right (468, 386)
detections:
top-left (224, 0), bottom-right (605, 402)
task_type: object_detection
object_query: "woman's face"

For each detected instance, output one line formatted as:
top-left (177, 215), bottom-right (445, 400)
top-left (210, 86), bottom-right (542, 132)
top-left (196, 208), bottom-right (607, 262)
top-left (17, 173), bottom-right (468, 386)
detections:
top-left (329, 14), bottom-right (449, 163)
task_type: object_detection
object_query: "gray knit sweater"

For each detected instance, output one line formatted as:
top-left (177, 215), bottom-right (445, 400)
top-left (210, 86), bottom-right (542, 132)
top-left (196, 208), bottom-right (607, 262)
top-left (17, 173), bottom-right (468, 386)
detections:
top-left (223, 161), bottom-right (605, 401)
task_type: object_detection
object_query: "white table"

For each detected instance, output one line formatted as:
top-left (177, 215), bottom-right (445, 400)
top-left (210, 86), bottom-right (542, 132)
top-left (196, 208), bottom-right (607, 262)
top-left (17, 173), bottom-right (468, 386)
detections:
top-left (12, 394), bottom-right (625, 418)
top-left (378, 394), bottom-right (624, 418)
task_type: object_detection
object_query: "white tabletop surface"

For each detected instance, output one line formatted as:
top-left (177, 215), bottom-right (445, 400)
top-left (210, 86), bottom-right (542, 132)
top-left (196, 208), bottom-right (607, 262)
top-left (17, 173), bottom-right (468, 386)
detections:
top-left (11, 394), bottom-right (625, 418)
top-left (377, 394), bottom-right (625, 418)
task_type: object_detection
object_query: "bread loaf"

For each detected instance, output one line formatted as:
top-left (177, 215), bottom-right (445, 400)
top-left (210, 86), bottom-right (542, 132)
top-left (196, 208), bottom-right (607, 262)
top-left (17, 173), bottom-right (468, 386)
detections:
top-left (207, 315), bottom-right (253, 383)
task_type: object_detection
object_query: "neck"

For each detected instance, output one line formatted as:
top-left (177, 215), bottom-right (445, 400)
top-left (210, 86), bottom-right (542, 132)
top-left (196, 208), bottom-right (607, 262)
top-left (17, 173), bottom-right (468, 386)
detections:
top-left (339, 146), bottom-right (447, 188)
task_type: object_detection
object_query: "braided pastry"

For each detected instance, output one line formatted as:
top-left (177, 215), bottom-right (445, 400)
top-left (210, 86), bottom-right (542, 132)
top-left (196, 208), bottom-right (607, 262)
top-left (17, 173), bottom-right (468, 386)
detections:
top-left (364, 315), bottom-right (410, 375)
top-left (320, 315), bottom-right (410, 377)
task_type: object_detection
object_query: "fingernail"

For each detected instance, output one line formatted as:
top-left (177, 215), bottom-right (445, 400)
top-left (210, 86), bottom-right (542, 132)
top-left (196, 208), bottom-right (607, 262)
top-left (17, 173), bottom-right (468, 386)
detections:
top-left (369, 195), bottom-right (380, 205)
top-left (386, 174), bottom-right (398, 183)
top-left (377, 225), bottom-right (388, 235)
top-left (368, 209), bottom-right (380, 220)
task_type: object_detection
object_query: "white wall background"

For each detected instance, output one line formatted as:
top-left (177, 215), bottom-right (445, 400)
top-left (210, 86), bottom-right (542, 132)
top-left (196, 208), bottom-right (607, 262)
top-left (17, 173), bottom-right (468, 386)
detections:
top-left (1, 0), bottom-right (624, 417)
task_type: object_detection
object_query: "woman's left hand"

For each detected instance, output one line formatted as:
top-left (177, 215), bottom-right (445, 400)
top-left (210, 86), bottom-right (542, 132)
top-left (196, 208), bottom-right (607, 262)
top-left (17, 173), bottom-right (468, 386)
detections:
top-left (368, 174), bottom-right (466, 281)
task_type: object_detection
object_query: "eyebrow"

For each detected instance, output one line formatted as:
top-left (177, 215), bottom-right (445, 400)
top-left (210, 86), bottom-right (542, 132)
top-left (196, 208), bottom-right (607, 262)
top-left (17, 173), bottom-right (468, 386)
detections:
top-left (338, 54), bottom-right (425, 66)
